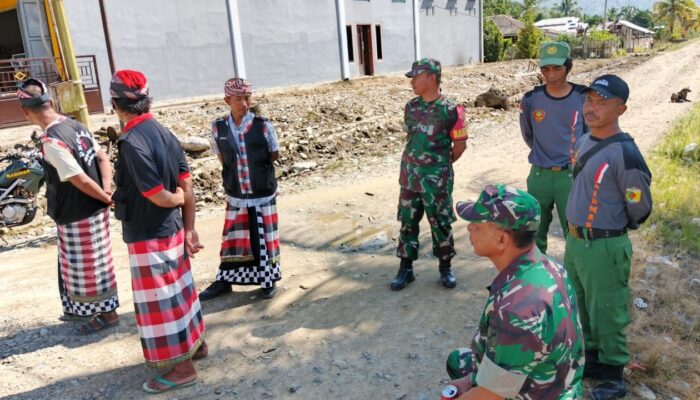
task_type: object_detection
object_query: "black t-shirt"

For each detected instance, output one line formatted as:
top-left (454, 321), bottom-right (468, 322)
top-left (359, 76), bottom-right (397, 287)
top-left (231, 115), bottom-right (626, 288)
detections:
top-left (113, 114), bottom-right (190, 243)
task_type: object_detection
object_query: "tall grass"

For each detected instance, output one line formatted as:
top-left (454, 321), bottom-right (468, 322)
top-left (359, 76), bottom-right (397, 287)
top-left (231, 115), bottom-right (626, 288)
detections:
top-left (625, 102), bottom-right (700, 399)
top-left (644, 102), bottom-right (700, 254)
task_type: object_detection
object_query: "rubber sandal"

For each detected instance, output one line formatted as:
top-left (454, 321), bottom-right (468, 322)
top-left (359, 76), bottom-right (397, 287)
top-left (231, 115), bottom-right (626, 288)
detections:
top-left (142, 372), bottom-right (197, 394)
top-left (192, 347), bottom-right (208, 361)
top-left (59, 313), bottom-right (89, 322)
top-left (75, 314), bottom-right (118, 336)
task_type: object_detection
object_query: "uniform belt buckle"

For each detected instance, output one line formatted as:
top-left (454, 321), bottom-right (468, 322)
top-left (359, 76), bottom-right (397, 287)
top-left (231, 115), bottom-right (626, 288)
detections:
top-left (550, 166), bottom-right (563, 172)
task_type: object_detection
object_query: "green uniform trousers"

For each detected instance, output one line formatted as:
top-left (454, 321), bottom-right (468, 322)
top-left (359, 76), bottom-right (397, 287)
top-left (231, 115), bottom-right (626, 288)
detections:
top-left (564, 233), bottom-right (632, 366)
top-left (396, 187), bottom-right (456, 261)
top-left (527, 165), bottom-right (572, 254)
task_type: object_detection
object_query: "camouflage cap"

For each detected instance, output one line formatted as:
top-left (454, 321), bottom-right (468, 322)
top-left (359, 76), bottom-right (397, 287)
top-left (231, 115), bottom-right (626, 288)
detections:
top-left (405, 58), bottom-right (441, 78)
top-left (539, 42), bottom-right (570, 67)
top-left (456, 184), bottom-right (541, 231)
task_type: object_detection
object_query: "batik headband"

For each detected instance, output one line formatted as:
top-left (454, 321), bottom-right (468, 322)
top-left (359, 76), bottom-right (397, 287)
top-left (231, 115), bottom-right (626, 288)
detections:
top-left (224, 78), bottom-right (252, 97)
top-left (17, 78), bottom-right (50, 107)
top-left (110, 69), bottom-right (149, 100)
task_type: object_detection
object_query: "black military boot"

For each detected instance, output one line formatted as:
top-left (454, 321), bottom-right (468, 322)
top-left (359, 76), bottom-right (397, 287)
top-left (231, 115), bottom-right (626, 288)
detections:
top-left (588, 364), bottom-right (627, 400)
top-left (583, 350), bottom-right (604, 380)
top-left (390, 258), bottom-right (415, 291)
top-left (439, 259), bottom-right (456, 289)
top-left (199, 281), bottom-right (232, 301)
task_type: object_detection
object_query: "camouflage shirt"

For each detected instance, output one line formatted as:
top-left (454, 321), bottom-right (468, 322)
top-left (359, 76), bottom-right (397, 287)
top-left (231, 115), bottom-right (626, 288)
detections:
top-left (399, 95), bottom-right (467, 193)
top-left (468, 247), bottom-right (584, 399)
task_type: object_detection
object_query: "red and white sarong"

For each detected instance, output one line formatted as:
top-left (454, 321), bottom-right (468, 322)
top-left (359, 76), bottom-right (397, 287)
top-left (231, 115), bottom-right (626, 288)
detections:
top-left (216, 197), bottom-right (281, 288)
top-left (128, 229), bottom-right (205, 368)
top-left (57, 208), bottom-right (119, 316)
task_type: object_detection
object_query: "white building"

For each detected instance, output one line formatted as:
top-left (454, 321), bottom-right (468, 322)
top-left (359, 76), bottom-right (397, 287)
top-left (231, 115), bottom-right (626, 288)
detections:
top-left (0, 0), bottom-right (484, 127)
top-left (535, 17), bottom-right (587, 35)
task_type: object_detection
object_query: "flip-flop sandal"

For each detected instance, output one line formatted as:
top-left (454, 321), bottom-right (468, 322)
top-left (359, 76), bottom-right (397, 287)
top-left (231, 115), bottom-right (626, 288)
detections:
top-left (59, 314), bottom-right (89, 322)
top-left (142, 372), bottom-right (197, 394)
top-left (192, 348), bottom-right (208, 361)
top-left (75, 315), bottom-right (119, 336)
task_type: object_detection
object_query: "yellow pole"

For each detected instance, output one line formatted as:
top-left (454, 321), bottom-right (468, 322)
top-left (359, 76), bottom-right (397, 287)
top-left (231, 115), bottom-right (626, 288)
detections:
top-left (50, 0), bottom-right (90, 129)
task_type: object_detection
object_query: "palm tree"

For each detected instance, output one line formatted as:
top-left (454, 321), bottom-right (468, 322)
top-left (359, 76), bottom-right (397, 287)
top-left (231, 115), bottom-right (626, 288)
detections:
top-left (607, 7), bottom-right (619, 22)
top-left (619, 5), bottom-right (640, 21)
top-left (653, 0), bottom-right (697, 36)
top-left (558, 0), bottom-right (579, 16)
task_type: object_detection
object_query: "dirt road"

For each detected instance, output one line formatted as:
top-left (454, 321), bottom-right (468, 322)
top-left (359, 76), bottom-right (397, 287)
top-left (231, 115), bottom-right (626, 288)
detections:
top-left (2, 41), bottom-right (700, 400)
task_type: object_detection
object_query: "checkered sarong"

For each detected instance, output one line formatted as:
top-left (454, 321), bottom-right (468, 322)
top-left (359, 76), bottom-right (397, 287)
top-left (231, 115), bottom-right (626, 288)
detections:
top-left (216, 197), bottom-right (281, 288)
top-left (57, 208), bottom-right (119, 316)
top-left (127, 229), bottom-right (205, 368)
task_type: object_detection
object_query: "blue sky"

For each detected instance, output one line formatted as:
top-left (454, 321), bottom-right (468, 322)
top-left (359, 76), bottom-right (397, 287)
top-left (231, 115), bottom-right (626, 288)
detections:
top-left (537, 0), bottom-right (700, 15)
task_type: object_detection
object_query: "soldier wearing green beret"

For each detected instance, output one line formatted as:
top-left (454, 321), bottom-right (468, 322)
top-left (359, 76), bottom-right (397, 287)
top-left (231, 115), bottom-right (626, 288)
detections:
top-left (391, 58), bottom-right (469, 290)
top-left (445, 184), bottom-right (584, 399)
top-left (520, 41), bottom-right (588, 254)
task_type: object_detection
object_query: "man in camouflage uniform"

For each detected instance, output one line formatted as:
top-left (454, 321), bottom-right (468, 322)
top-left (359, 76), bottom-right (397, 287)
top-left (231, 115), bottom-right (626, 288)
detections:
top-left (445, 184), bottom-right (584, 399)
top-left (391, 58), bottom-right (468, 291)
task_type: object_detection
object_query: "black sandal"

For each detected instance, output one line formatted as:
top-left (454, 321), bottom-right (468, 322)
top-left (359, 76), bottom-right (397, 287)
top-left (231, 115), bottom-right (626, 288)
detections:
top-left (75, 314), bottom-right (119, 336)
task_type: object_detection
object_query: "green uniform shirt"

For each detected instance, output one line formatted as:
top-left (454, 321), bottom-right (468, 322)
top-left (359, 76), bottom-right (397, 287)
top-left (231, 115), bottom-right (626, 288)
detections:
top-left (399, 95), bottom-right (465, 194)
top-left (469, 247), bottom-right (584, 399)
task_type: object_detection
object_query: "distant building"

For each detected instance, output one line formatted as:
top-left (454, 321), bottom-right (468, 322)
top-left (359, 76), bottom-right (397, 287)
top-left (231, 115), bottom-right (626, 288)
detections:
top-left (609, 19), bottom-right (654, 52)
top-left (535, 17), bottom-right (587, 35)
top-left (491, 14), bottom-right (524, 42)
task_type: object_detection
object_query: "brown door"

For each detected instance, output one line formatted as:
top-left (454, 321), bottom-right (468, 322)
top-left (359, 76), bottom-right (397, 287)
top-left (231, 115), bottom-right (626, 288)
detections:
top-left (356, 25), bottom-right (373, 76)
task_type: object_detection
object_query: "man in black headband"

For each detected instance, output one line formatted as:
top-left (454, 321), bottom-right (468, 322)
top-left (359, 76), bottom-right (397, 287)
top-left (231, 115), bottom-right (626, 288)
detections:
top-left (18, 78), bottom-right (120, 335)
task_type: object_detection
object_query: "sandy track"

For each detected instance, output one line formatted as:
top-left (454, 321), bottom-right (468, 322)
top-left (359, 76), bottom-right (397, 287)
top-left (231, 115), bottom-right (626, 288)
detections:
top-left (2, 41), bottom-right (700, 400)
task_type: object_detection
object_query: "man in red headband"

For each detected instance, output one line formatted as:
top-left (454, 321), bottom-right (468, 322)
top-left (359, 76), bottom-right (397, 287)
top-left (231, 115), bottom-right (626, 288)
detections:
top-left (18, 78), bottom-right (120, 335)
top-left (198, 77), bottom-right (282, 301)
top-left (109, 70), bottom-right (207, 393)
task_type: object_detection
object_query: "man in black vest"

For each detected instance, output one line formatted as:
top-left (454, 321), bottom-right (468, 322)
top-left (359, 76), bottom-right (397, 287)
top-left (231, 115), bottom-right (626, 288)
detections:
top-left (18, 79), bottom-right (119, 335)
top-left (199, 78), bottom-right (282, 301)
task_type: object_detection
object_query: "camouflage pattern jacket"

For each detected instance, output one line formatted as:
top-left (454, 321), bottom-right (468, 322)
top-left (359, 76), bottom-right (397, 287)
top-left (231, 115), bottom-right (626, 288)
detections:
top-left (399, 95), bottom-right (467, 194)
top-left (468, 247), bottom-right (584, 399)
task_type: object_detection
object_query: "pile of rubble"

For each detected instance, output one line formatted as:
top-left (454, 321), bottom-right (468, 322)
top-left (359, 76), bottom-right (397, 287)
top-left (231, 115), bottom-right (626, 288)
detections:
top-left (4, 55), bottom-right (651, 209)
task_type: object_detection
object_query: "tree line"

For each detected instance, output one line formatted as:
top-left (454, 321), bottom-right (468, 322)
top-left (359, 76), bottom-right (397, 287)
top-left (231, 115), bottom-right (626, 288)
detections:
top-left (483, 0), bottom-right (700, 62)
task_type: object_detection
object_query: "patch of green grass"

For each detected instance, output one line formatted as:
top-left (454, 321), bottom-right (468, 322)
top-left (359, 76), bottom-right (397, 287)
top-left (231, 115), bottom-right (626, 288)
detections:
top-left (644, 102), bottom-right (700, 254)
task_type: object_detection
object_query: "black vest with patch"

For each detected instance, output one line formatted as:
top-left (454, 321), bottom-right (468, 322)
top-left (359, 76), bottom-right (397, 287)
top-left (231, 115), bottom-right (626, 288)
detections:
top-left (41, 119), bottom-right (105, 225)
top-left (215, 117), bottom-right (277, 198)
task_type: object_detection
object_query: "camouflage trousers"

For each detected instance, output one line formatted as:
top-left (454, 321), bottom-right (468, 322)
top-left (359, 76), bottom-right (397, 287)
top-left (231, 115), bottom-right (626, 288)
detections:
top-left (396, 187), bottom-right (456, 261)
top-left (446, 347), bottom-right (478, 380)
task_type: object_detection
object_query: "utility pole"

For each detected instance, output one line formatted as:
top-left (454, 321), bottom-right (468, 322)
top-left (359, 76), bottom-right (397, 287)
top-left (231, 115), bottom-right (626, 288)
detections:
top-left (50, 0), bottom-right (90, 129)
top-left (603, 0), bottom-right (608, 24)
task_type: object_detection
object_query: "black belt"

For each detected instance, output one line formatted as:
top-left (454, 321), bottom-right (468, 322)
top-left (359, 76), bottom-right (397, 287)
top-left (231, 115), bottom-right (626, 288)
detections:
top-left (542, 164), bottom-right (570, 172)
top-left (567, 223), bottom-right (627, 240)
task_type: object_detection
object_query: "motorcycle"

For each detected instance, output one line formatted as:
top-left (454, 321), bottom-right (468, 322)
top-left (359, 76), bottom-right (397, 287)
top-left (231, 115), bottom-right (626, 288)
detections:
top-left (0, 133), bottom-right (44, 227)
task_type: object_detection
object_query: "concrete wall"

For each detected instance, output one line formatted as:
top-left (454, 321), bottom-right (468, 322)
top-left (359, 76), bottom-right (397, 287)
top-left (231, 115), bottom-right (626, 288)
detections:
top-left (63, 0), bottom-right (482, 104)
top-left (68, 0), bottom-right (235, 104)
top-left (63, 0), bottom-right (112, 105)
top-left (419, 0), bottom-right (481, 66)
top-left (344, 0), bottom-right (414, 77)
top-left (237, 0), bottom-right (341, 89)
